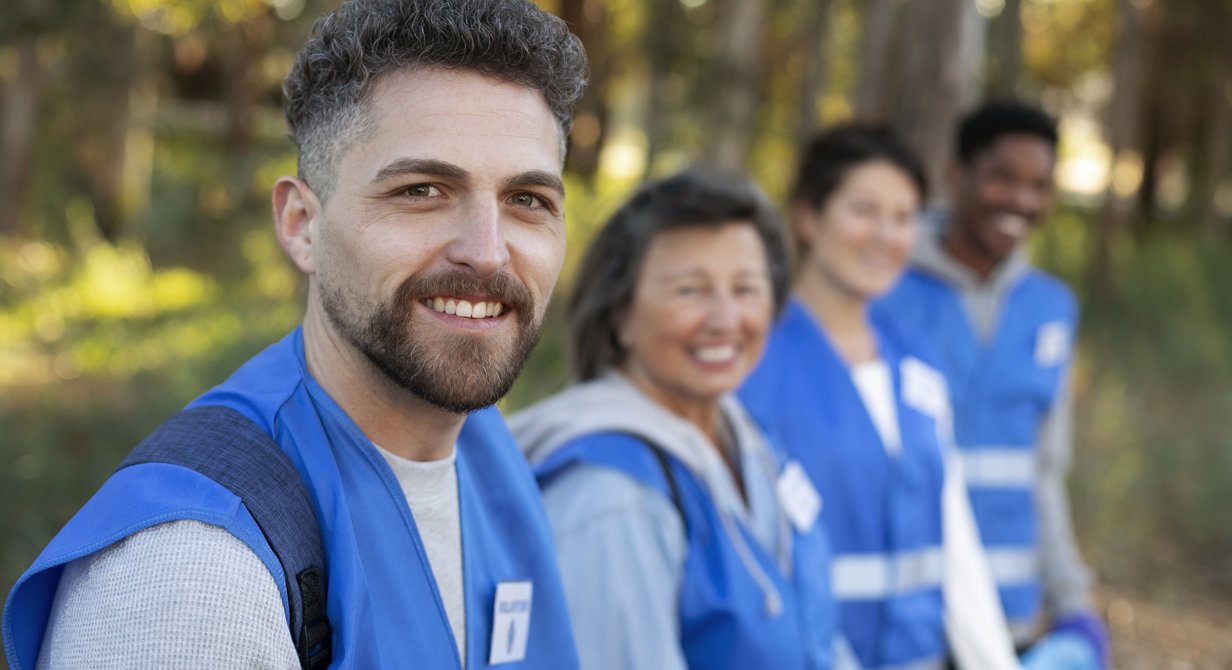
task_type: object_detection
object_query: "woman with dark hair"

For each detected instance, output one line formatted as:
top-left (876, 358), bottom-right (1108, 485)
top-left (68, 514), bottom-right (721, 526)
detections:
top-left (511, 168), bottom-right (838, 670)
top-left (740, 124), bottom-right (1023, 670)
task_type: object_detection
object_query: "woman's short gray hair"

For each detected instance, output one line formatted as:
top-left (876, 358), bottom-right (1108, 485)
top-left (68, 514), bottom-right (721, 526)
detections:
top-left (283, 0), bottom-right (588, 200)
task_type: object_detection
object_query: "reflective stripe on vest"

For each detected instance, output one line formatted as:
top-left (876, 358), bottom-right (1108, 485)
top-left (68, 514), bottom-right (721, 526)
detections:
top-left (741, 301), bottom-right (948, 670)
top-left (830, 547), bottom-right (944, 601)
top-left (873, 267), bottom-right (1076, 633)
top-left (959, 446), bottom-right (1035, 488)
top-left (985, 546), bottom-right (1038, 586)
top-left (882, 657), bottom-right (948, 670)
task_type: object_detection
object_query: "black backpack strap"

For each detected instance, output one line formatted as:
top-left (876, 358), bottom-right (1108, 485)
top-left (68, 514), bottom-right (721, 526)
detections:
top-left (119, 405), bottom-right (332, 670)
top-left (645, 443), bottom-right (690, 537)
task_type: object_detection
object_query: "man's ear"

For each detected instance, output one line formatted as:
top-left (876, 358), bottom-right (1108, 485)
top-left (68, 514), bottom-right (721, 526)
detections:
top-left (272, 176), bottom-right (320, 274)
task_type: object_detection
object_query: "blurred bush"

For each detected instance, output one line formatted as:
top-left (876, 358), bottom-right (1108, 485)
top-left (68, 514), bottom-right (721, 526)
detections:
top-left (1036, 210), bottom-right (1232, 601)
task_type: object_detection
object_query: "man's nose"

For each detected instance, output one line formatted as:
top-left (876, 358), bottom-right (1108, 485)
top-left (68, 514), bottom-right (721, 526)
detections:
top-left (1010, 184), bottom-right (1047, 216)
top-left (446, 198), bottom-right (510, 277)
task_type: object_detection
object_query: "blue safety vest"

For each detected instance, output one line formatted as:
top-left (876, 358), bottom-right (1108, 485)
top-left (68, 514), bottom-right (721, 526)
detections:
top-left (740, 299), bottom-right (948, 670)
top-left (874, 268), bottom-right (1076, 634)
top-left (534, 432), bottom-right (833, 670)
top-left (3, 328), bottom-right (579, 670)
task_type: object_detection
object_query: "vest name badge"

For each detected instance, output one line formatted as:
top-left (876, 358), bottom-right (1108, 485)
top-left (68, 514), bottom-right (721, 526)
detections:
top-left (489, 580), bottom-right (533, 665)
top-left (777, 460), bottom-right (822, 533)
top-left (901, 356), bottom-right (947, 420)
top-left (1034, 320), bottom-right (1070, 368)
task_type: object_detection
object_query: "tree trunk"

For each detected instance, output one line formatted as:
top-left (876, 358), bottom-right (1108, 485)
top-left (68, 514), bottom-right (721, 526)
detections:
top-left (853, 0), bottom-right (898, 121)
top-left (220, 21), bottom-right (262, 155)
top-left (1197, 63), bottom-right (1232, 234)
top-left (704, 0), bottom-right (771, 171)
top-left (643, 0), bottom-right (683, 171)
top-left (0, 36), bottom-right (42, 236)
top-left (87, 21), bottom-right (141, 242)
top-left (793, 0), bottom-right (833, 145)
top-left (898, 0), bottom-right (971, 206)
top-left (1135, 66), bottom-right (1164, 226)
top-left (560, 0), bottom-right (610, 180)
top-left (1093, 0), bottom-right (1147, 295)
top-left (984, 0), bottom-right (1023, 99)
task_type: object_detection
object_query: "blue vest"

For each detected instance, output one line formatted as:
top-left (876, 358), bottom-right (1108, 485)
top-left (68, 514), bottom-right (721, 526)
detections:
top-left (874, 268), bottom-right (1076, 631)
top-left (535, 432), bottom-right (833, 670)
top-left (4, 329), bottom-right (578, 670)
top-left (739, 299), bottom-right (948, 670)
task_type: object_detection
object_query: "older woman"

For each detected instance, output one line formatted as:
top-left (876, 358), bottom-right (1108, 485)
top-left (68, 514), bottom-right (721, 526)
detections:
top-left (511, 169), bottom-right (837, 670)
top-left (740, 124), bottom-right (1023, 670)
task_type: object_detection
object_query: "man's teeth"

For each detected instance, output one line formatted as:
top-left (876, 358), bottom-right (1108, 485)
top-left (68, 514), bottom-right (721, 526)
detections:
top-left (994, 214), bottom-right (1029, 238)
top-left (695, 344), bottom-right (736, 363)
top-left (423, 297), bottom-right (505, 319)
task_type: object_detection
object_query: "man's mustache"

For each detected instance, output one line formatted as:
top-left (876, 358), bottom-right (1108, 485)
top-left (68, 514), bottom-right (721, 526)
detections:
top-left (394, 270), bottom-right (534, 322)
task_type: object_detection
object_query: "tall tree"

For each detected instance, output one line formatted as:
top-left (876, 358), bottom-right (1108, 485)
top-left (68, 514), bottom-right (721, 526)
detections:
top-left (0, 35), bottom-right (41, 235)
top-left (0, 0), bottom-right (96, 236)
top-left (702, 0), bottom-right (771, 171)
top-left (985, 0), bottom-right (1024, 99)
top-left (853, 0), bottom-right (899, 121)
top-left (1196, 62), bottom-right (1232, 234)
top-left (791, 0), bottom-right (834, 145)
top-left (1093, 0), bottom-right (1148, 294)
top-left (897, 0), bottom-right (973, 204)
top-left (643, 0), bottom-right (687, 171)
top-left (559, 0), bottom-right (610, 180)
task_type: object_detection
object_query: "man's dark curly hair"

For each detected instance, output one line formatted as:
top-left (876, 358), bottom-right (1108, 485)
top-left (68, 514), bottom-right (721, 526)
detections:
top-left (283, 0), bottom-right (588, 200)
top-left (957, 100), bottom-right (1058, 165)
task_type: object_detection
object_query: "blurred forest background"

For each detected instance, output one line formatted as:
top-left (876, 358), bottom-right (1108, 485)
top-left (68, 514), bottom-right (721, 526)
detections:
top-left (2, 0), bottom-right (1231, 665)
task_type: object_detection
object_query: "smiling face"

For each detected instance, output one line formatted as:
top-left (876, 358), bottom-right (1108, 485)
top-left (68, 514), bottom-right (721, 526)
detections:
top-left (796, 160), bottom-right (921, 301)
top-left (950, 132), bottom-right (1056, 265)
top-left (287, 67), bottom-right (566, 414)
top-left (617, 223), bottom-right (775, 416)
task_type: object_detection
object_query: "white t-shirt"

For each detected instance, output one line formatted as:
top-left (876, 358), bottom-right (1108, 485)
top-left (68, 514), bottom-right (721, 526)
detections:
top-left (850, 359), bottom-right (902, 455)
top-left (375, 444), bottom-right (466, 664)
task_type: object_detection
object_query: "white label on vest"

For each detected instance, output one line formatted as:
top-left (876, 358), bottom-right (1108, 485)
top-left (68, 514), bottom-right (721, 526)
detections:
top-left (488, 580), bottom-right (533, 665)
top-left (901, 356), bottom-right (948, 419)
top-left (1035, 320), bottom-right (1070, 367)
top-left (777, 460), bottom-right (822, 533)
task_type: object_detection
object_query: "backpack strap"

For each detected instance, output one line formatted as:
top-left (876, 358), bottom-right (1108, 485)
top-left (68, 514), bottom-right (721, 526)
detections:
top-left (645, 443), bottom-right (690, 536)
top-left (118, 405), bottom-right (332, 670)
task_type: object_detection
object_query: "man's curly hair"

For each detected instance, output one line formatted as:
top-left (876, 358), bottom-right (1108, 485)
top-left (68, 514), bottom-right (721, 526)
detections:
top-left (283, 0), bottom-right (588, 200)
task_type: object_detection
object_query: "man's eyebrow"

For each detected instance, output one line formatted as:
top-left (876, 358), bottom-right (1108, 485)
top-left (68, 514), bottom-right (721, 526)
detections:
top-left (373, 158), bottom-right (470, 183)
top-left (504, 170), bottom-right (565, 197)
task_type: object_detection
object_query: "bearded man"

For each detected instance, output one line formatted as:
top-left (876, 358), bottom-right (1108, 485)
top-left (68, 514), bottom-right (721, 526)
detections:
top-left (4, 1), bottom-right (587, 668)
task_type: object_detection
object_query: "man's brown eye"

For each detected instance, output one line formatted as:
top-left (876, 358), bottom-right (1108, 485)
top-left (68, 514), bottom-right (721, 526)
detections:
top-left (405, 184), bottom-right (440, 197)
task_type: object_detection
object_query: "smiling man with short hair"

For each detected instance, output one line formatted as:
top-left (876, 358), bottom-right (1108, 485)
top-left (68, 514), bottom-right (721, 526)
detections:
top-left (4, 2), bottom-right (587, 668)
top-left (875, 101), bottom-right (1108, 669)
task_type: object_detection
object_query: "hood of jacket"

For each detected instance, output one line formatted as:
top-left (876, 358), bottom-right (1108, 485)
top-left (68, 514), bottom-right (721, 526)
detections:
top-left (510, 371), bottom-right (773, 524)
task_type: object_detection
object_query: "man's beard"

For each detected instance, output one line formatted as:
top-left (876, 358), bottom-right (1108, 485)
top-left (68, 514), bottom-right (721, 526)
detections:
top-left (322, 270), bottom-right (542, 414)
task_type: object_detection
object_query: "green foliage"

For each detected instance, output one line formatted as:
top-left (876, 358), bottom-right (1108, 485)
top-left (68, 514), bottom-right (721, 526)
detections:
top-left (0, 192), bottom-right (303, 605)
top-left (3, 0), bottom-right (1231, 640)
top-left (1035, 210), bottom-right (1232, 598)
